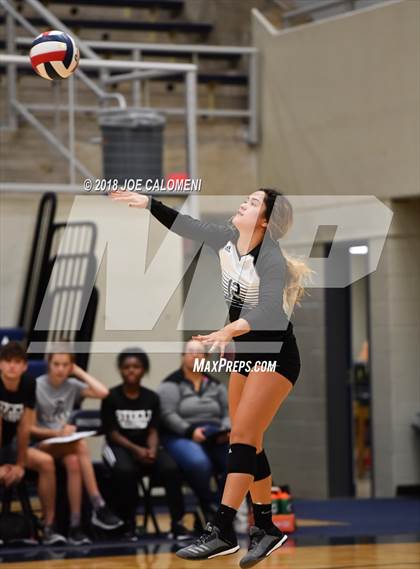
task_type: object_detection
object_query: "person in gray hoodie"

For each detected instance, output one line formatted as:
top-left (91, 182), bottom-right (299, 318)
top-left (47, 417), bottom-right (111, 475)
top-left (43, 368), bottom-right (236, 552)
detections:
top-left (158, 341), bottom-right (230, 522)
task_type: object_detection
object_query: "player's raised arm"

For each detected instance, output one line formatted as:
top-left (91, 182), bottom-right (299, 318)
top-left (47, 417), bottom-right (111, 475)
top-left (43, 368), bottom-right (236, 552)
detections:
top-left (110, 190), bottom-right (235, 252)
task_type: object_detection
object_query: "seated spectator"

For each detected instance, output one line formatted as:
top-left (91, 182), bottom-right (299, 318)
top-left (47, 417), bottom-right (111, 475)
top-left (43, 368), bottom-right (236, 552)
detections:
top-left (31, 348), bottom-right (123, 545)
top-left (158, 340), bottom-right (230, 522)
top-left (101, 348), bottom-right (191, 542)
top-left (0, 342), bottom-right (32, 488)
top-left (0, 341), bottom-right (66, 545)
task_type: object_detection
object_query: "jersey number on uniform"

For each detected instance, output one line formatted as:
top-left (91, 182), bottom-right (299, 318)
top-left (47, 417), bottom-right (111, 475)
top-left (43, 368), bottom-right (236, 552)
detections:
top-left (227, 278), bottom-right (242, 303)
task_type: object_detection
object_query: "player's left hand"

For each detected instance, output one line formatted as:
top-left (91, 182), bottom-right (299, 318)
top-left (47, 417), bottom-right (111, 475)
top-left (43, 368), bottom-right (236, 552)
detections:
top-left (3, 464), bottom-right (25, 487)
top-left (192, 328), bottom-right (233, 358)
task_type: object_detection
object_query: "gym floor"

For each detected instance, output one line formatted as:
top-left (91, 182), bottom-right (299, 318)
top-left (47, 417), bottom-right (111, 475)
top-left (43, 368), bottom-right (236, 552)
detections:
top-left (1, 499), bottom-right (419, 567)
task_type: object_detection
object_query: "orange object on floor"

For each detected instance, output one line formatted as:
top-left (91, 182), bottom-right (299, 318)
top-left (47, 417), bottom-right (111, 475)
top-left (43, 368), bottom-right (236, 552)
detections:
top-left (248, 486), bottom-right (297, 533)
top-left (272, 513), bottom-right (296, 533)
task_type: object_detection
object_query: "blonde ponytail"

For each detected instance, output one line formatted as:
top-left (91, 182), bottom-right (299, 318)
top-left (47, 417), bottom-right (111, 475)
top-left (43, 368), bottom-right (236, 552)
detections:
top-left (282, 251), bottom-right (314, 316)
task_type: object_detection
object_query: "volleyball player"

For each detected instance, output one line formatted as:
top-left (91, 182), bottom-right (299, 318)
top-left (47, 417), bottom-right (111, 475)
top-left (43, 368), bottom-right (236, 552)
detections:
top-left (110, 188), bottom-right (310, 567)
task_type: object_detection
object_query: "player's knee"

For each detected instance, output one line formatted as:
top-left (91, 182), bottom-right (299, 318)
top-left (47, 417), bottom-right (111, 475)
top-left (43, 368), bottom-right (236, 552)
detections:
top-left (254, 449), bottom-right (271, 481)
top-left (64, 453), bottom-right (80, 473)
top-left (37, 452), bottom-right (55, 474)
top-left (76, 439), bottom-right (89, 455)
top-left (227, 443), bottom-right (257, 476)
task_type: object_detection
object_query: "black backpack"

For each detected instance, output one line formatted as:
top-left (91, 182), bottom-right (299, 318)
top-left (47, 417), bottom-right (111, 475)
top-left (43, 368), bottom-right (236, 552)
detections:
top-left (0, 481), bottom-right (38, 545)
top-left (0, 511), bottom-right (34, 544)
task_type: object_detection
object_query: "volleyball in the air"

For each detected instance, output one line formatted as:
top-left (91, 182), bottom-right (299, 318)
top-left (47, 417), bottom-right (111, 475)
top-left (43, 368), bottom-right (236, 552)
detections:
top-left (29, 30), bottom-right (79, 81)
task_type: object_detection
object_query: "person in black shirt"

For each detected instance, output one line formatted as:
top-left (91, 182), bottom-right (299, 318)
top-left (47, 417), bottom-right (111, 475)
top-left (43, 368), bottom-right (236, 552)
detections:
top-left (101, 348), bottom-right (191, 541)
top-left (0, 342), bottom-right (33, 487)
top-left (111, 189), bottom-right (311, 565)
top-left (0, 342), bottom-right (67, 545)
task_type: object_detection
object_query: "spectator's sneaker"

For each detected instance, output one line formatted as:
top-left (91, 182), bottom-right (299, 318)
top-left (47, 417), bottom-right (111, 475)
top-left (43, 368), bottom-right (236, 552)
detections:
top-left (122, 527), bottom-right (140, 542)
top-left (42, 526), bottom-right (67, 546)
top-left (91, 505), bottom-right (124, 530)
top-left (7, 535), bottom-right (39, 546)
top-left (20, 536), bottom-right (39, 546)
top-left (122, 520), bottom-right (141, 542)
top-left (68, 526), bottom-right (92, 546)
top-left (239, 526), bottom-right (288, 568)
top-left (175, 522), bottom-right (239, 560)
top-left (168, 522), bottom-right (194, 541)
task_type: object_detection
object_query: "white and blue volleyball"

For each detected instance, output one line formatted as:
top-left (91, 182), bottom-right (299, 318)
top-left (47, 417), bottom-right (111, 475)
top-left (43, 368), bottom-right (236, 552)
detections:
top-left (30, 30), bottom-right (79, 81)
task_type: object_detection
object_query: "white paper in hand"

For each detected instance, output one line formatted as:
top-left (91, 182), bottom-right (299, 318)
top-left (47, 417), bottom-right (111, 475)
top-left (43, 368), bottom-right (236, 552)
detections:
top-left (42, 430), bottom-right (97, 445)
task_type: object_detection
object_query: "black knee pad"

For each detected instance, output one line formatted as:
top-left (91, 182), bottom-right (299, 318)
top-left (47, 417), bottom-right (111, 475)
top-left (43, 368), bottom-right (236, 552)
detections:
top-left (254, 449), bottom-right (271, 482)
top-left (227, 443), bottom-right (257, 476)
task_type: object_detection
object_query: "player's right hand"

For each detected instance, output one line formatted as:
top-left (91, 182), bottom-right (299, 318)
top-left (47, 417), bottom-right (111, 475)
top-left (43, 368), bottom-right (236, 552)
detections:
top-left (109, 189), bottom-right (149, 209)
top-left (60, 424), bottom-right (77, 436)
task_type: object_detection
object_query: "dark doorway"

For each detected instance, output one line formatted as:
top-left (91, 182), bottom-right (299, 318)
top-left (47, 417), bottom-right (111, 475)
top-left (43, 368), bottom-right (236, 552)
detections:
top-left (325, 241), bottom-right (354, 497)
top-left (325, 241), bottom-right (372, 497)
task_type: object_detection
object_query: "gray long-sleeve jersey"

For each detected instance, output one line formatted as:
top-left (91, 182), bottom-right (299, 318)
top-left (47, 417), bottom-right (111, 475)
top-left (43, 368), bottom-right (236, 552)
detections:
top-left (157, 368), bottom-right (231, 438)
top-left (148, 198), bottom-right (293, 340)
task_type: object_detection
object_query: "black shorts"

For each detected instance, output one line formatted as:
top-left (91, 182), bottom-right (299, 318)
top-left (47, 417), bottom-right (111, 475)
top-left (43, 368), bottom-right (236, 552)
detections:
top-left (233, 334), bottom-right (301, 385)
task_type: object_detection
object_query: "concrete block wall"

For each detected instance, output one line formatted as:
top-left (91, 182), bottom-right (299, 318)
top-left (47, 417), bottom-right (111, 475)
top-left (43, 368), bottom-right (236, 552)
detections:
top-left (252, 0), bottom-right (419, 497)
top-left (252, 0), bottom-right (420, 200)
top-left (265, 286), bottom-right (328, 498)
top-left (370, 197), bottom-right (420, 496)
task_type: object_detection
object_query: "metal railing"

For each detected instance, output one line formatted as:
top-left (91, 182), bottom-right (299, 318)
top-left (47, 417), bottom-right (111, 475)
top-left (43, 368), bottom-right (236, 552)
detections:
top-left (278, 0), bottom-right (390, 26)
top-left (13, 36), bottom-right (259, 144)
top-left (0, 0), bottom-right (258, 194)
top-left (0, 54), bottom-right (198, 185)
top-left (1, 0), bottom-right (127, 126)
top-left (277, 0), bottom-right (352, 21)
top-left (1, 0), bottom-right (128, 184)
